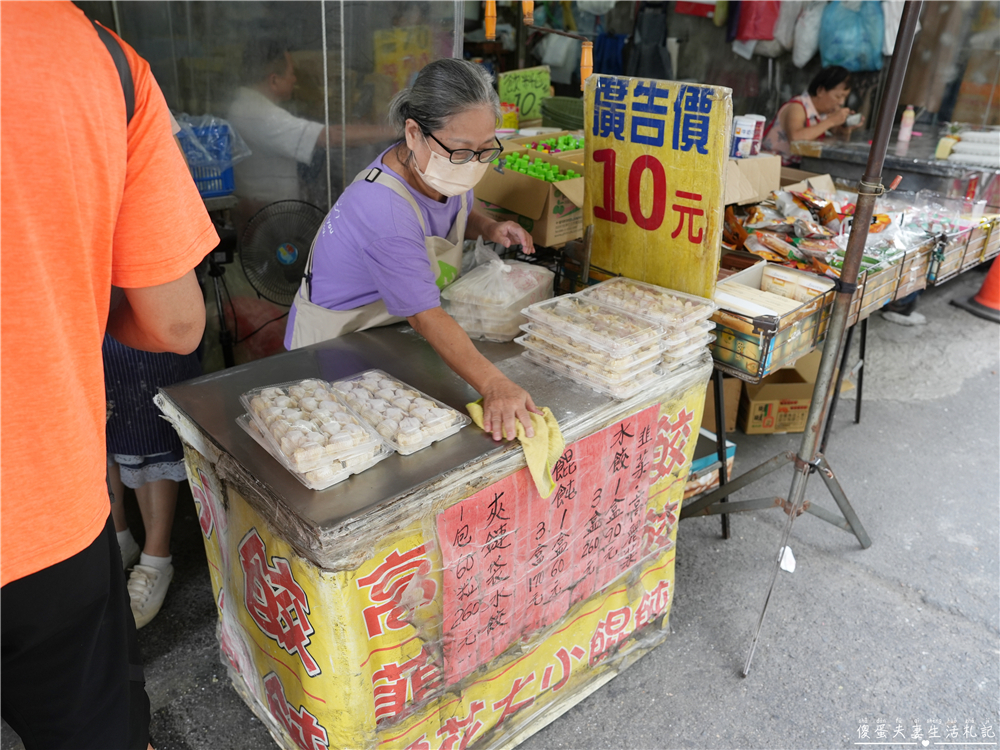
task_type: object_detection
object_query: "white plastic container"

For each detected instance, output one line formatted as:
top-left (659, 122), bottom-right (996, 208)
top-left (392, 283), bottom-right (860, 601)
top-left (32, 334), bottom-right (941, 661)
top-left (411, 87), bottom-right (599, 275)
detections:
top-left (236, 414), bottom-right (391, 491)
top-left (522, 349), bottom-right (662, 400)
top-left (521, 295), bottom-right (665, 358)
top-left (241, 379), bottom-right (382, 475)
top-left (515, 333), bottom-right (661, 384)
top-left (441, 252), bottom-right (554, 342)
top-left (580, 277), bottom-right (716, 332)
top-left (331, 370), bottom-right (470, 455)
top-left (518, 322), bottom-right (663, 370)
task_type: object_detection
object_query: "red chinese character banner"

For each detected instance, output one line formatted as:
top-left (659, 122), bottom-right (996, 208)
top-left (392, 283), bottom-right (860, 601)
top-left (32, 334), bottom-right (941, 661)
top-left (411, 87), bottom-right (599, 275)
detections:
top-left (438, 406), bottom-right (666, 684)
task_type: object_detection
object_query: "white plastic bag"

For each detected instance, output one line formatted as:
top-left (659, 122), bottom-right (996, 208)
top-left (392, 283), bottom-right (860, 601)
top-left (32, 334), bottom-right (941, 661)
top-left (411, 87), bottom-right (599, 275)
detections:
top-left (440, 238), bottom-right (555, 341)
top-left (792, 1), bottom-right (826, 68)
top-left (773, 1), bottom-right (804, 50)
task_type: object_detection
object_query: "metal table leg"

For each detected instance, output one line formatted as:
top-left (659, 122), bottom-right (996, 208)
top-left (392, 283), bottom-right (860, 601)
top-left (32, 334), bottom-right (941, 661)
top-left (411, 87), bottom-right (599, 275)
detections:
top-left (855, 317), bottom-right (868, 424)
top-left (712, 369), bottom-right (731, 539)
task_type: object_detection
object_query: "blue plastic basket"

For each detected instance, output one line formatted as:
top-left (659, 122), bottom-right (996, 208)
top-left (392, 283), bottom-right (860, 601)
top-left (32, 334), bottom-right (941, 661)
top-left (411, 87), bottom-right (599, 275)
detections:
top-left (178, 124), bottom-right (235, 198)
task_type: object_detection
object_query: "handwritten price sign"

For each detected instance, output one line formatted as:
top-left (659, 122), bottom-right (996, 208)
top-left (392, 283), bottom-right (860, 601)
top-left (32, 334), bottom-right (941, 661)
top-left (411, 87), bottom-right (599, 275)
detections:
top-left (583, 75), bottom-right (732, 299)
top-left (498, 66), bottom-right (550, 121)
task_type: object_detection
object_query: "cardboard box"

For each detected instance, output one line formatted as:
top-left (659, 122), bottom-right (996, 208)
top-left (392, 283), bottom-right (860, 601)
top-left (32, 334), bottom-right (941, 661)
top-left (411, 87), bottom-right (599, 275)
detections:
top-left (782, 172), bottom-right (837, 195)
top-left (724, 154), bottom-right (781, 206)
top-left (684, 429), bottom-right (737, 500)
top-left (700, 376), bottom-right (742, 434)
top-left (739, 350), bottom-right (822, 435)
top-left (475, 152), bottom-right (585, 248)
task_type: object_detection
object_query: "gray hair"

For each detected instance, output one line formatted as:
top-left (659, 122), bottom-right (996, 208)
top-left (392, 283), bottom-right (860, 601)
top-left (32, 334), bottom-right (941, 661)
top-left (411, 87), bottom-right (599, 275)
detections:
top-left (387, 58), bottom-right (500, 139)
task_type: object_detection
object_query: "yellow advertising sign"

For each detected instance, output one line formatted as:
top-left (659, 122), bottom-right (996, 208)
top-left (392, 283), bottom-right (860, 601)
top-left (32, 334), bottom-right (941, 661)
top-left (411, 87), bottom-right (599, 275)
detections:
top-left (374, 25), bottom-right (433, 94)
top-left (583, 75), bottom-right (732, 299)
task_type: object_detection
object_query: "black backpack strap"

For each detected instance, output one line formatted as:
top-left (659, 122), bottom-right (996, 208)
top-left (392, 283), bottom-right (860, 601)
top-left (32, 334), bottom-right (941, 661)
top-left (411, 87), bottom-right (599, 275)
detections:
top-left (92, 21), bottom-right (135, 125)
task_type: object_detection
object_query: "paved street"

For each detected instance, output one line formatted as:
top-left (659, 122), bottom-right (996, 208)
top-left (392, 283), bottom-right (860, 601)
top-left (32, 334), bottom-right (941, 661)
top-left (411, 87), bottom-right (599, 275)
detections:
top-left (4, 269), bottom-right (998, 750)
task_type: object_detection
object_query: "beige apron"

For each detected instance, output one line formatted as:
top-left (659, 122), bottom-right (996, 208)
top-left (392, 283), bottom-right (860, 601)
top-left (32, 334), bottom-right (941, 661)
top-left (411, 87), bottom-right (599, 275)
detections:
top-left (289, 167), bottom-right (467, 350)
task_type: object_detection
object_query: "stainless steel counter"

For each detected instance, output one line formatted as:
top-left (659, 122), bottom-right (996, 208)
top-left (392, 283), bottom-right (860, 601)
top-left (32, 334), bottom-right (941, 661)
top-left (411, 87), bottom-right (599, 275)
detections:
top-left (160, 324), bottom-right (618, 532)
top-left (792, 131), bottom-right (999, 196)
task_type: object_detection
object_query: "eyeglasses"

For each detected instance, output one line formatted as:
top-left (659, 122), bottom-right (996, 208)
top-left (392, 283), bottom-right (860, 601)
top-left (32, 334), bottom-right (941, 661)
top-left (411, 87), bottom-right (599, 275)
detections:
top-left (422, 129), bottom-right (503, 165)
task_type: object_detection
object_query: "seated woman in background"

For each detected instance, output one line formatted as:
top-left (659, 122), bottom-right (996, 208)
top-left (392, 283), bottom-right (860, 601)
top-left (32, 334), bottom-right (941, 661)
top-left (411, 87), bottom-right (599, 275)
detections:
top-left (762, 65), bottom-right (865, 166)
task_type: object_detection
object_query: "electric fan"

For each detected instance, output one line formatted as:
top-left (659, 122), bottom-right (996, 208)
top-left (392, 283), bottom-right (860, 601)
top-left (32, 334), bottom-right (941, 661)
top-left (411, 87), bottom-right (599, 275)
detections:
top-left (240, 200), bottom-right (326, 306)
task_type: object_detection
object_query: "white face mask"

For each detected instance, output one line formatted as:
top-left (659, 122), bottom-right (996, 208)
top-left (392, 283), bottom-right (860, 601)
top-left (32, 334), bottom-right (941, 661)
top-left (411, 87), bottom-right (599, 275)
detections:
top-left (413, 135), bottom-right (491, 197)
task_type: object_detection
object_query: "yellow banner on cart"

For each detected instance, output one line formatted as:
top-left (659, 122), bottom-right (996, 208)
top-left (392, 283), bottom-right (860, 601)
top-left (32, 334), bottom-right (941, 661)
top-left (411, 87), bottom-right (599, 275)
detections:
top-left (583, 75), bottom-right (732, 299)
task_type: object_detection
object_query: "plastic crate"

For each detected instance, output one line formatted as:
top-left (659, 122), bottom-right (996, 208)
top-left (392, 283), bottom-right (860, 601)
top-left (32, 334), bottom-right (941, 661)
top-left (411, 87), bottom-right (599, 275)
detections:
top-left (177, 125), bottom-right (235, 198)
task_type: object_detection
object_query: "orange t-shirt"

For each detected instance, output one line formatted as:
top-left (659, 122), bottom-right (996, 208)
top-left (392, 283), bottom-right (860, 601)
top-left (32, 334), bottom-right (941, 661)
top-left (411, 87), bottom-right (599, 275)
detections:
top-left (1, 3), bottom-right (219, 586)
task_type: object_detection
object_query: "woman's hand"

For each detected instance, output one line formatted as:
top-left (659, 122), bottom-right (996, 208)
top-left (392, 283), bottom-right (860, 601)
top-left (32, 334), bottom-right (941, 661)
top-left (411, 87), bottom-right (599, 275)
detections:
top-left (487, 220), bottom-right (535, 255)
top-left (480, 375), bottom-right (544, 442)
top-left (827, 106), bottom-right (852, 128)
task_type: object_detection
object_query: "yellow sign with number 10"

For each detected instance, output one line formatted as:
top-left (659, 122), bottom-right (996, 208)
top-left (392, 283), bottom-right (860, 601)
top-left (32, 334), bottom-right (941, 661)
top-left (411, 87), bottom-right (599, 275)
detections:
top-left (583, 75), bottom-right (732, 299)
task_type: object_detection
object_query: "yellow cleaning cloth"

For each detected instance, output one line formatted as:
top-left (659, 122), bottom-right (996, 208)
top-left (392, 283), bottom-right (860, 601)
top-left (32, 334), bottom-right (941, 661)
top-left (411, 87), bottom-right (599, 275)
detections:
top-left (466, 402), bottom-right (565, 499)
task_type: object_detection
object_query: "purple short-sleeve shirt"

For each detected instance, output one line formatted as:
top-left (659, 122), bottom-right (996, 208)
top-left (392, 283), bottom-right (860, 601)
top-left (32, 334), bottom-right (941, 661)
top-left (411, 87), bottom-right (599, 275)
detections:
top-left (284, 147), bottom-right (472, 349)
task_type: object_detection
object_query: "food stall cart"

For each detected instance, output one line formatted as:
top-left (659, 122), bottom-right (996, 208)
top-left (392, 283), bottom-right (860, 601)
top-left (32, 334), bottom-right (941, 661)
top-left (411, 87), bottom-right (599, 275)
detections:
top-left (156, 326), bottom-right (713, 750)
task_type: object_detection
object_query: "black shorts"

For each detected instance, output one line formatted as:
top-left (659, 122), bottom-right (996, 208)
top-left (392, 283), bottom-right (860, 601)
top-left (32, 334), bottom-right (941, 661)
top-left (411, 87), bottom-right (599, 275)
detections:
top-left (2, 514), bottom-right (150, 750)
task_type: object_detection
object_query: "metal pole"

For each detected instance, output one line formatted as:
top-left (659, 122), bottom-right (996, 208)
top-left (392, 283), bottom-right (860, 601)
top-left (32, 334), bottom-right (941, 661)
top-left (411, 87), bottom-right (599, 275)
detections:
top-left (742, 0), bottom-right (924, 678)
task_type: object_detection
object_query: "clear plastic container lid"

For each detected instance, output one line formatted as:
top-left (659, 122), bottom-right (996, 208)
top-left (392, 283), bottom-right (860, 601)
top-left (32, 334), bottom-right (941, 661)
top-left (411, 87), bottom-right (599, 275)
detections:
top-left (236, 414), bottom-right (391, 491)
top-left (516, 324), bottom-right (663, 371)
top-left (241, 379), bottom-right (382, 474)
top-left (522, 350), bottom-right (661, 400)
top-left (661, 332), bottom-right (717, 368)
top-left (517, 335), bottom-right (661, 384)
top-left (331, 370), bottom-right (470, 455)
top-left (579, 277), bottom-right (716, 330)
top-left (521, 295), bottom-right (664, 358)
top-left (660, 319), bottom-right (716, 348)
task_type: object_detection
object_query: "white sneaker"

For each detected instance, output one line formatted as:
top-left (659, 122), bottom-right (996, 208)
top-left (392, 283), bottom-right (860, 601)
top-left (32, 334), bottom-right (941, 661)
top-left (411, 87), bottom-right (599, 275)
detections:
top-left (118, 534), bottom-right (140, 570)
top-left (127, 563), bottom-right (173, 629)
top-left (881, 310), bottom-right (927, 326)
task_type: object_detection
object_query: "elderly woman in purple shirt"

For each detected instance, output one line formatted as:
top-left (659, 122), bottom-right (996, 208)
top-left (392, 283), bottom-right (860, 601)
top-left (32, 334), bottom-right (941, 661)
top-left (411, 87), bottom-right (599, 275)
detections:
top-left (286, 58), bottom-right (541, 443)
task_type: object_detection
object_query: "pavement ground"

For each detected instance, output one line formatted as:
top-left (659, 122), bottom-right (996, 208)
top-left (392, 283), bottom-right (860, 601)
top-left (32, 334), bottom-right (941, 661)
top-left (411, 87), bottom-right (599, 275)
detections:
top-left (4, 268), bottom-right (998, 750)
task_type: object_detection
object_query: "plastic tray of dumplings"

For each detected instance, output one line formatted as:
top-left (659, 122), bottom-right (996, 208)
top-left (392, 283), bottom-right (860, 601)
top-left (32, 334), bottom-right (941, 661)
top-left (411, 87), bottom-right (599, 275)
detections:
top-left (661, 319), bottom-right (716, 349)
top-left (517, 323), bottom-right (663, 370)
top-left (241, 379), bottom-right (383, 474)
top-left (516, 334), bottom-right (660, 384)
top-left (331, 370), bottom-right (470, 455)
top-left (236, 414), bottom-right (391, 491)
top-left (579, 277), bottom-right (716, 331)
top-left (514, 329), bottom-right (661, 377)
top-left (448, 308), bottom-right (526, 342)
top-left (661, 331), bottom-right (717, 371)
top-left (521, 295), bottom-right (664, 358)
top-left (522, 349), bottom-right (662, 400)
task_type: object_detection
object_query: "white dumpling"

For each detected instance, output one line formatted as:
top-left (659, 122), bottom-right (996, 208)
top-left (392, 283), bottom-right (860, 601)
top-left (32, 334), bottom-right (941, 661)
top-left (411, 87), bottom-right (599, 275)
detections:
top-left (377, 419), bottom-right (399, 438)
top-left (292, 419), bottom-right (314, 432)
top-left (391, 397), bottom-right (412, 411)
top-left (368, 399), bottom-right (389, 413)
top-left (288, 386), bottom-right (307, 400)
top-left (299, 397), bottom-right (318, 412)
top-left (333, 411), bottom-right (354, 425)
top-left (375, 388), bottom-right (396, 401)
top-left (326, 431), bottom-right (353, 449)
top-left (411, 406), bottom-right (432, 421)
top-left (378, 378), bottom-right (397, 390)
top-left (399, 417), bottom-right (421, 433)
top-left (260, 387), bottom-right (282, 399)
top-left (319, 421), bottom-right (341, 436)
top-left (312, 388), bottom-right (331, 402)
top-left (383, 407), bottom-right (406, 422)
top-left (319, 400), bottom-right (340, 412)
top-left (274, 396), bottom-right (293, 409)
top-left (412, 397), bottom-right (434, 410)
top-left (282, 409), bottom-right (304, 422)
top-left (311, 409), bottom-right (333, 423)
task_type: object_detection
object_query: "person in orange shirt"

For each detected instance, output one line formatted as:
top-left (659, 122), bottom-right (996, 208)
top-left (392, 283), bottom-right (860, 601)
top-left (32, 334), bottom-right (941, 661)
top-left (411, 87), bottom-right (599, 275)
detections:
top-left (1, 4), bottom-right (219, 748)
